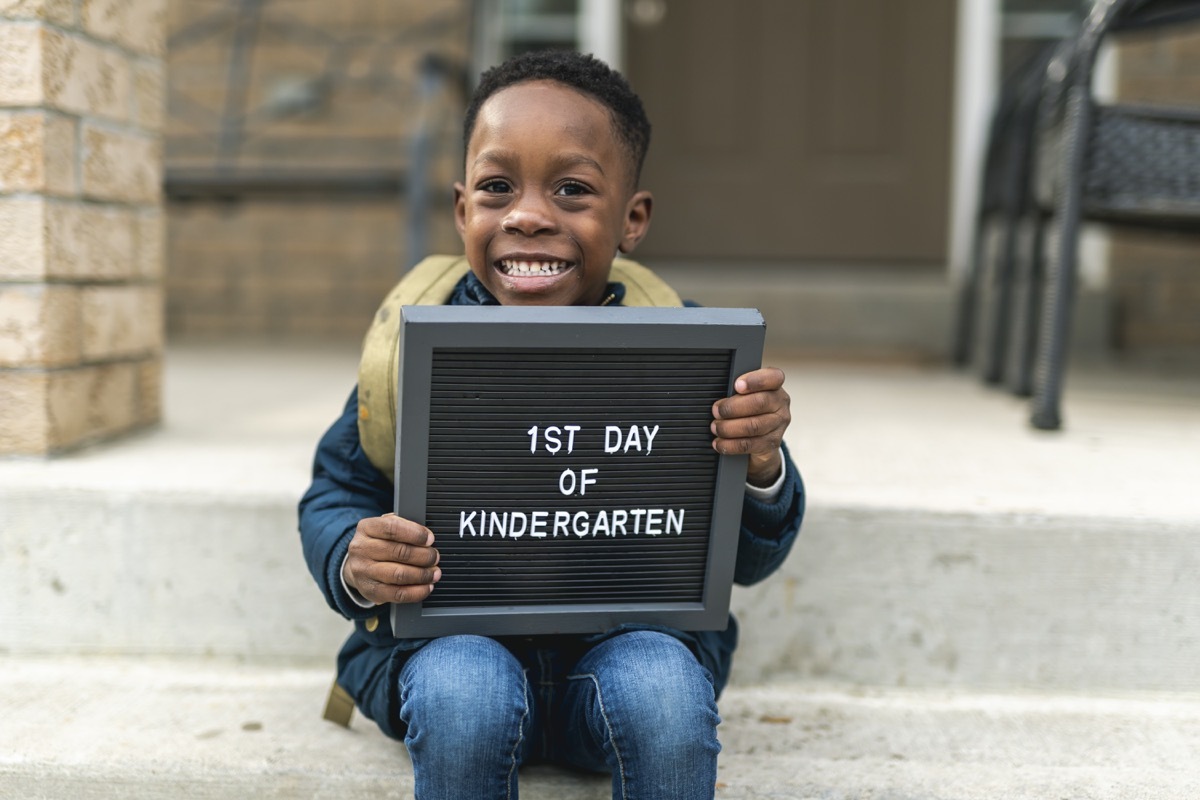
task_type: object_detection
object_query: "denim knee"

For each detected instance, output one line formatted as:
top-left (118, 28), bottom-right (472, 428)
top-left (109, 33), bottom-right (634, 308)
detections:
top-left (398, 635), bottom-right (530, 799)
top-left (565, 630), bottom-right (721, 798)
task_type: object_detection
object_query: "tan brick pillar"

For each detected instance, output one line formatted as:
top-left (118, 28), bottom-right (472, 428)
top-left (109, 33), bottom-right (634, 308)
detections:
top-left (0, 0), bottom-right (165, 454)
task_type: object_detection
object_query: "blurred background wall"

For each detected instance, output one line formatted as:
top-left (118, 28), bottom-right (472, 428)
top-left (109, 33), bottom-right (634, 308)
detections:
top-left (165, 0), bottom-right (467, 340)
top-left (159, 0), bottom-right (1200, 359)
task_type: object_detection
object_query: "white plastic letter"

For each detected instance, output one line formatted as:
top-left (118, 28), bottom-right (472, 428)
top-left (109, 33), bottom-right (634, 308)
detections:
top-left (545, 426), bottom-right (562, 454)
top-left (530, 511), bottom-right (548, 538)
top-left (459, 511), bottom-right (477, 537)
top-left (642, 425), bottom-right (660, 454)
top-left (605, 425), bottom-right (622, 453)
top-left (580, 468), bottom-right (599, 496)
top-left (527, 425), bottom-right (538, 453)
top-left (623, 424), bottom-right (641, 453)
top-left (564, 425), bottom-right (581, 454)
top-left (558, 469), bottom-right (577, 496)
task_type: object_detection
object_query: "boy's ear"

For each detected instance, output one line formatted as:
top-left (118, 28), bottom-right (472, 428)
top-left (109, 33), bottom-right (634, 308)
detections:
top-left (453, 181), bottom-right (467, 240)
top-left (618, 190), bottom-right (653, 254)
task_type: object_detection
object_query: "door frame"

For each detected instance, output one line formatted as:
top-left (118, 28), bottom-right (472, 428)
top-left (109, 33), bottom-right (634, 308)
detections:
top-left (948, 0), bottom-right (1000, 282)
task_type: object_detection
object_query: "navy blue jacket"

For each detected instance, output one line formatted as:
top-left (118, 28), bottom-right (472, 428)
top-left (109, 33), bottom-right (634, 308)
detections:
top-left (298, 274), bottom-right (805, 732)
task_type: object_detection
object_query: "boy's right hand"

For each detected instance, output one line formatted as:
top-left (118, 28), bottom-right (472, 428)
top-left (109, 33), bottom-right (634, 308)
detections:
top-left (343, 513), bottom-right (441, 605)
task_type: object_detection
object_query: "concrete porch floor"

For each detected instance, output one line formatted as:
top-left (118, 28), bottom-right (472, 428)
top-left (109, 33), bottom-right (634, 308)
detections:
top-left (3, 655), bottom-right (1200, 800)
top-left (4, 339), bottom-right (1197, 523)
top-left (3, 341), bottom-right (1200, 798)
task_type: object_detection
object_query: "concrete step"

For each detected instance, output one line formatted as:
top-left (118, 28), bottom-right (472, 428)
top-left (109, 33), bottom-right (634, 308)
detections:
top-left (649, 263), bottom-right (1112, 362)
top-left (2, 656), bottom-right (1198, 800)
top-left (2, 343), bottom-right (1199, 694)
top-left (4, 491), bottom-right (1199, 695)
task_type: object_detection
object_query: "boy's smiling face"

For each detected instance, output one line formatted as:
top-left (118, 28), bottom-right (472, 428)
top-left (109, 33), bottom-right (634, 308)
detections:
top-left (454, 80), bottom-right (652, 306)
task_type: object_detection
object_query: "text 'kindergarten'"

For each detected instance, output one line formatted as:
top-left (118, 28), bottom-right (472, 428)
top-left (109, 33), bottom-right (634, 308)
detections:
top-left (457, 422), bottom-right (687, 540)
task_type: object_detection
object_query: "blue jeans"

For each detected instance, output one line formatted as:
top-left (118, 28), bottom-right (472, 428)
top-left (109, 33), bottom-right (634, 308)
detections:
top-left (396, 630), bottom-right (722, 800)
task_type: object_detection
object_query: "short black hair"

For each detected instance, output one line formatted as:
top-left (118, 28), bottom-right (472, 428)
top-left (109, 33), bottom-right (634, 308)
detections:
top-left (463, 50), bottom-right (652, 185)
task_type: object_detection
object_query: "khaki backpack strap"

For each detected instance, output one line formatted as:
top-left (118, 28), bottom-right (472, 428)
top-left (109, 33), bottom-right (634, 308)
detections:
top-left (611, 258), bottom-right (684, 307)
top-left (322, 679), bottom-right (356, 728)
top-left (358, 256), bottom-right (469, 474)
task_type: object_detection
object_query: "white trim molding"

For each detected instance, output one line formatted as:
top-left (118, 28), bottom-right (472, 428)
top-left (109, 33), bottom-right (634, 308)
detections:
top-left (948, 0), bottom-right (1000, 283)
top-left (578, 0), bottom-right (624, 69)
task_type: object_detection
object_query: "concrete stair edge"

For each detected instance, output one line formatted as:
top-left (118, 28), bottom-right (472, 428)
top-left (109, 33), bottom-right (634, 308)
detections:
top-left (2, 656), bottom-right (1199, 800)
top-left (4, 487), bottom-right (1200, 694)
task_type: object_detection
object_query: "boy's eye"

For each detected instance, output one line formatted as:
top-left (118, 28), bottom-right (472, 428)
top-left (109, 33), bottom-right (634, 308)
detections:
top-left (480, 179), bottom-right (511, 193)
top-left (556, 182), bottom-right (588, 197)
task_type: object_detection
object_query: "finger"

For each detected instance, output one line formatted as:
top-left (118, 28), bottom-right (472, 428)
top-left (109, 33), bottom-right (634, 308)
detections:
top-left (352, 559), bottom-right (442, 591)
top-left (355, 577), bottom-right (437, 606)
top-left (712, 435), bottom-right (752, 455)
top-left (732, 366), bottom-right (786, 395)
top-left (711, 411), bottom-right (786, 442)
top-left (357, 515), bottom-right (435, 547)
top-left (385, 582), bottom-right (436, 605)
top-left (352, 535), bottom-right (440, 568)
top-left (713, 388), bottom-right (789, 422)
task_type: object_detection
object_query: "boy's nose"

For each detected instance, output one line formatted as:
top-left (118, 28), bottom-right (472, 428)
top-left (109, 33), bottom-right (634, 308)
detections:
top-left (501, 194), bottom-right (556, 236)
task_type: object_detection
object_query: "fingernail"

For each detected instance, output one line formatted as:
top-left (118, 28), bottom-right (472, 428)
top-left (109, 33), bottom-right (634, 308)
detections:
top-left (735, 379), bottom-right (748, 393)
top-left (426, 532), bottom-right (435, 546)
top-left (433, 568), bottom-right (442, 582)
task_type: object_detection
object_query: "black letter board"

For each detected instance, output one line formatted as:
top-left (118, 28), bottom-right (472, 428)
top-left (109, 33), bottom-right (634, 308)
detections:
top-left (390, 306), bottom-right (765, 637)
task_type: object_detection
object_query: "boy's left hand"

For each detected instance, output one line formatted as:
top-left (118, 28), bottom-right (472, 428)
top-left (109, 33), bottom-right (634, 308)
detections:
top-left (711, 366), bottom-right (791, 487)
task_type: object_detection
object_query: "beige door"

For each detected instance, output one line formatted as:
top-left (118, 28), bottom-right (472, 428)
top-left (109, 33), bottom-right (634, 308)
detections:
top-left (625, 0), bottom-right (956, 263)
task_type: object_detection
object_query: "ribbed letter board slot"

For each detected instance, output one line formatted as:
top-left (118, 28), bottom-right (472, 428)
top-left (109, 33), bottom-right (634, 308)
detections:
top-left (391, 306), bottom-right (765, 637)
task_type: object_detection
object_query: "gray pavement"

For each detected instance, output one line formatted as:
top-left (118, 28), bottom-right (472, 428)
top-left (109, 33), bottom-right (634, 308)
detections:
top-left (3, 340), bottom-right (1198, 519)
top-left (2, 656), bottom-right (1199, 800)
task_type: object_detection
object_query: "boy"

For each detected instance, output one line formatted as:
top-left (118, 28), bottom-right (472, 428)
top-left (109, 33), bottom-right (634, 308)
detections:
top-left (299, 50), bottom-right (804, 800)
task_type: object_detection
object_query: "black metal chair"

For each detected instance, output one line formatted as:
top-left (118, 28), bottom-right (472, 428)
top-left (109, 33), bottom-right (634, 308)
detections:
top-left (1027, 0), bottom-right (1200, 431)
top-left (1027, 0), bottom-right (1200, 429)
top-left (1000, 38), bottom-right (1078, 400)
top-left (952, 43), bottom-right (1058, 384)
top-left (960, 0), bottom-right (1200, 429)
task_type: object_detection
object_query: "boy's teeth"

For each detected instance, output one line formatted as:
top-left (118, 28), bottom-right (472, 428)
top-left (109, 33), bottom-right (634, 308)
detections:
top-left (501, 260), bottom-right (568, 276)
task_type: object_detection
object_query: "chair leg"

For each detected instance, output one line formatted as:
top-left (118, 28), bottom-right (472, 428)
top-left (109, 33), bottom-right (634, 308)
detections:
top-left (1031, 89), bottom-right (1089, 431)
top-left (980, 217), bottom-right (1017, 385)
top-left (1005, 213), bottom-right (1043, 397)
top-left (1030, 224), bottom-right (1076, 430)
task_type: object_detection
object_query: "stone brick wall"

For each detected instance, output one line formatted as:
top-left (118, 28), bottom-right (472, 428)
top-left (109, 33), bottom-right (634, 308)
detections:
top-left (0, 0), bottom-right (165, 455)
top-left (165, 0), bottom-right (467, 340)
top-left (1113, 28), bottom-right (1200, 355)
top-left (168, 198), bottom-right (458, 339)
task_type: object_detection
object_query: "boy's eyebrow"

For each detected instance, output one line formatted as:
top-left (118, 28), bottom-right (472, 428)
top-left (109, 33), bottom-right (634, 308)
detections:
top-left (472, 149), bottom-right (606, 176)
top-left (551, 153), bottom-right (606, 175)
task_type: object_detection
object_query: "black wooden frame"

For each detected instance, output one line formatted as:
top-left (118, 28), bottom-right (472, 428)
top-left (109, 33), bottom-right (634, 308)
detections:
top-left (390, 305), bottom-right (765, 637)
